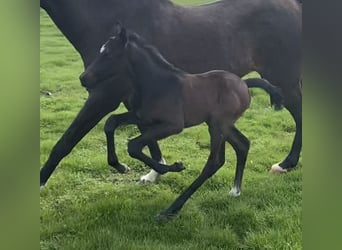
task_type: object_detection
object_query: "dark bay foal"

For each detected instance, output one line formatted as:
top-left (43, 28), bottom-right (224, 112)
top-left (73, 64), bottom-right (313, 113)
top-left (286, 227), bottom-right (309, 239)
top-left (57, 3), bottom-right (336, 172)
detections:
top-left (80, 26), bottom-right (284, 220)
top-left (40, 0), bottom-right (301, 187)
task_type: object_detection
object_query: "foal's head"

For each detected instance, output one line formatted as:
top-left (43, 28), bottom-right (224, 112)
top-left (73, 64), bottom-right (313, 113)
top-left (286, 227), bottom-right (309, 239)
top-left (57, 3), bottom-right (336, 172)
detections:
top-left (79, 23), bottom-right (130, 90)
top-left (80, 22), bottom-right (182, 90)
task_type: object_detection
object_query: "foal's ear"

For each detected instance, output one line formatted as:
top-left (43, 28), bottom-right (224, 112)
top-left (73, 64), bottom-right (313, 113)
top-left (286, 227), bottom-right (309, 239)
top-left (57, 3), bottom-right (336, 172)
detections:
top-left (119, 27), bottom-right (128, 48)
top-left (112, 21), bottom-right (129, 48)
top-left (113, 20), bottom-right (123, 35)
top-left (119, 27), bottom-right (129, 48)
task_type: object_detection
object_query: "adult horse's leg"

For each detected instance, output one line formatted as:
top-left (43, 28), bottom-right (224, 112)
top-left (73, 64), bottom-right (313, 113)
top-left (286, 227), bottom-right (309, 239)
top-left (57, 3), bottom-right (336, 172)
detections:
top-left (137, 125), bottom-right (164, 184)
top-left (225, 126), bottom-right (250, 197)
top-left (271, 82), bottom-right (302, 173)
top-left (139, 166), bottom-right (163, 184)
top-left (156, 124), bottom-right (226, 221)
top-left (40, 93), bottom-right (120, 187)
top-left (104, 113), bottom-right (165, 181)
top-left (259, 67), bottom-right (302, 173)
top-left (120, 102), bottom-right (164, 183)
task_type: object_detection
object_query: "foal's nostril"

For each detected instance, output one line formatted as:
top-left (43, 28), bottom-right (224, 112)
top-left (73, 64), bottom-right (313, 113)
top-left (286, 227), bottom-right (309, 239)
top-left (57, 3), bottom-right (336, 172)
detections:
top-left (79, 71), bottom-right (97, 89)
top-left (79, 72), bottom-right (89, 87)
top-left (79, 72), bottom-right (86, 81)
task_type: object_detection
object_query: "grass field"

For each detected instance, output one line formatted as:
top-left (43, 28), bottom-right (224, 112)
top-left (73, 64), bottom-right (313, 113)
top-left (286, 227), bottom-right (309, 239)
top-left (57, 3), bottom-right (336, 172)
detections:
top-left (40, 1), bottom-right (302, 249)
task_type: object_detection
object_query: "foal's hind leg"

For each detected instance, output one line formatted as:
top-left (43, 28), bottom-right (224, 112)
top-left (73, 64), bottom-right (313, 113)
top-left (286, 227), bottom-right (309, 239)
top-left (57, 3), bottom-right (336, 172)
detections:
top-left (225, 126), bottom-right (250, 197)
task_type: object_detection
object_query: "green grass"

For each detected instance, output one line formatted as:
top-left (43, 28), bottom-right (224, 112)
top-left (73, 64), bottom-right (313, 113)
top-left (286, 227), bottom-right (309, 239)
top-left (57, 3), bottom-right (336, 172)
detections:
top-left (40, 1), bottom-right (302, 249)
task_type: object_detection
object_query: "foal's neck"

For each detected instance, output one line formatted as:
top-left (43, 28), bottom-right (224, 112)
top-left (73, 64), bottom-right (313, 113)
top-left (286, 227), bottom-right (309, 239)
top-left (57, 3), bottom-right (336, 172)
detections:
top-left (129, 47), bottom-right (182, 90)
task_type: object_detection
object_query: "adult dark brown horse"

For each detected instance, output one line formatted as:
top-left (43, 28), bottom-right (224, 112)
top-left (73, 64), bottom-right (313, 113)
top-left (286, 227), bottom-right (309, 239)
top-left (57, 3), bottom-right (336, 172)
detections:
top-left (40, 0), bottom-right (301, 186)
top-left (79, 26), bottom-right (284, 219)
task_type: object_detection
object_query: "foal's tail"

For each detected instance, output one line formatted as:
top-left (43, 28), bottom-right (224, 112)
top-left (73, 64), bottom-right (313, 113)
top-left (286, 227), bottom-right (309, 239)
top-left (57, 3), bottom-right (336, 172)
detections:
top-left (244, 78), bottom-right (284, 110)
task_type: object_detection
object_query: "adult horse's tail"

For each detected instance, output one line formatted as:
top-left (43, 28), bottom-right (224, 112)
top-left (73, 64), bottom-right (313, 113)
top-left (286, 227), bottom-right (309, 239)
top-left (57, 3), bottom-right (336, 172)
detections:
top-left (245, 78), bottom-right (284, 110)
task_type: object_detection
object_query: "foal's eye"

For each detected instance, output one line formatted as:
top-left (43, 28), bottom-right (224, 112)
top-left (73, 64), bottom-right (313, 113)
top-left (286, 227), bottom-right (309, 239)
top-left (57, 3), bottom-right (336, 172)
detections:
top-left (104, 50), bottom-right (113, 58)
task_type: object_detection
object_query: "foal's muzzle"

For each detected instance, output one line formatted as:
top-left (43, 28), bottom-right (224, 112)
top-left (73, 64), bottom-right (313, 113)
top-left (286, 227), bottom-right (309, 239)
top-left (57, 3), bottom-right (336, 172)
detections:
top-left (79, 71), bottom-right (96, 89)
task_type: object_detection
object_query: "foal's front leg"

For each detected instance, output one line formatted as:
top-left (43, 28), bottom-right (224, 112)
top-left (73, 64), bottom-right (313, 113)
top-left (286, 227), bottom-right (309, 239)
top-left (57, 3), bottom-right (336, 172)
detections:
top-left (104, 112), bottom-right (138, 173)
top-left (104, 113), bottom-right (166, 180)
top-left (127, 123), bottom-right (186, 174)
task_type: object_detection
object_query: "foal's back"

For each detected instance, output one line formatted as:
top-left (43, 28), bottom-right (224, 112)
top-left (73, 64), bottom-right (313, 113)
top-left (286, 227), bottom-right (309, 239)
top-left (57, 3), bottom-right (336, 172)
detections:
top-left (181, 70), bottom-right (250, 127)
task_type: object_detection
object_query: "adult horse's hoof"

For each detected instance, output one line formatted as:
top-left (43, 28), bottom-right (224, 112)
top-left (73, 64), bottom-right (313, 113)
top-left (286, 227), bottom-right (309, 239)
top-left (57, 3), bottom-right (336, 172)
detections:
top-left (110, 163), bottom-right (130, 174)
top-left (229, 186), bottom-right (241, 197)
top-left (40, 184), bottom-right (45, 191)
top-left (139, 170), bottom-right (160, 184)
top-left (270, 163), bottom-right (287, 174)
top-left (155, 211), bottom-right (176, 222)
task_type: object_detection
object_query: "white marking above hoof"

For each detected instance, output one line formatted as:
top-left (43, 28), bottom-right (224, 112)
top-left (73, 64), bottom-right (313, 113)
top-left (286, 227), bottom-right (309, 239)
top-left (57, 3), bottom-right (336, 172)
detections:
top-left (40, 185), bottom-right (45, 191)
top-left (122, 164), bottom-right (131, 173)
top-left (270, 163), bottom-right (288, 174)
top-left (140, 170), bottom-right (160, 184)
top-left (139, 159), bottom-right (165, 184)
top-left (229, 186), bottom-right (241, 197)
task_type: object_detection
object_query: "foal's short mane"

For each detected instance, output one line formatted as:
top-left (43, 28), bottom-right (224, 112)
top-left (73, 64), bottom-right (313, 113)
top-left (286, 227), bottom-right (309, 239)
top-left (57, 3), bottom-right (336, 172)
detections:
top-left (128, 32), bottom-right (184, 74)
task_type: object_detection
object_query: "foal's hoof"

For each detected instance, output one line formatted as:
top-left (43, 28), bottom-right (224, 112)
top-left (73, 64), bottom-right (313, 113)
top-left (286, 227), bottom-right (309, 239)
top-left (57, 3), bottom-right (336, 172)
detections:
top-left (155, 211), bottom-right (177, 222)
top-left (170, 162), bottom-right (186, 172)
top-left (110, 163), bottom-right (130, 174)
top-left (40, 184), bottom-right (45, 191)
top-left (229, 187), bottom-right (241, 197)
top-left (270, 163), bottom-right (287, 174)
